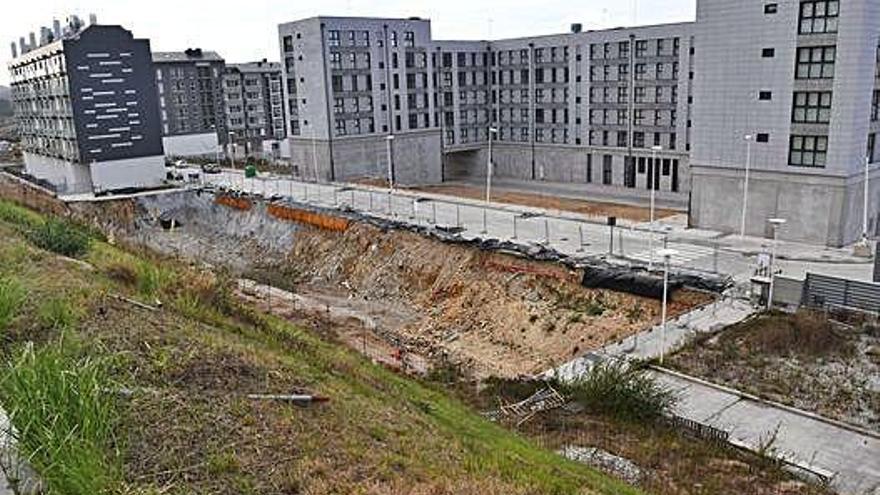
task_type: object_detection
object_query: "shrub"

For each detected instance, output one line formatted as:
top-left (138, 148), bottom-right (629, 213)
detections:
top-left (561, 362), bottom-right (677, 422)
top-left (0, 277), bottom-right (26, 331)
top-left (28, 218), bottom-right (91, 258)
top-left (0, 342), bottom-right (119, 495)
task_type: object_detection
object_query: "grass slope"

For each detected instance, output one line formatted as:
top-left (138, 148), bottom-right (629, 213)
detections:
top-left (0, 199), bottom-right (639, 495)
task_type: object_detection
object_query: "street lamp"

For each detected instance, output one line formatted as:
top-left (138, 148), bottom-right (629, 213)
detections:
top-left (227, 131), bottom-right (236, 169)
top-left (740, 134), bottom-right (754, 238)
top-left (312, 128), bottom-right (320, 183)
top-left (648, 145), bottom-right (662, 271)
top-left (385, 134), bottom-right (395, 192)
top-left (863, 155), bottom-right (871, 243)
top-left (482, 127), bottom-right (499, 235)
top-left (657, 248), bottom-right (678, 365)
top-left (486, 127), bottom-right (498, 203)
top-left (767, 218), bottom-right (787, 310)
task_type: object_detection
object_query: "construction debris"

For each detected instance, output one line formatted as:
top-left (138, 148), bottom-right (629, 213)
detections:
top-left (558, 446), bottom-right (646, 485)
top-left (485, 385), bottom-right (567, 426)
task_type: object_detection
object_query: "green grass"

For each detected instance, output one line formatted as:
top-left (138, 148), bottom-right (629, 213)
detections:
top-left (37, 296), bottom-right (79, 331)
top-left (0, 276), bottom-right (26, 331)
top-left (28, 218), bottom-right (92, 258)
top-left (0, 198), bottom-right (644, 495)
top-left (0, 340), bottom-right (120, 495)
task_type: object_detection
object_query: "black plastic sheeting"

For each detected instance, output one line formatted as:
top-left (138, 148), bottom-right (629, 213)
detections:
top-left (581, 265), bottom-right (679, 300)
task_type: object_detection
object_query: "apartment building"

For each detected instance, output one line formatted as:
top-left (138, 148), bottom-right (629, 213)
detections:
top-left (7, 18), bottom-right (165, 194)
top-left (279, 17), bottom-right (442, 183)
top-left (690, 0), bottom-right (880, 246)
top-left (278, 2), bottom-right (880, 246)
top-left (278, 16), bottom-right (690, 190)
top-left (222, 60), bottom-right (287, 158)
top-left (152, 48), bottom-right (226, 157)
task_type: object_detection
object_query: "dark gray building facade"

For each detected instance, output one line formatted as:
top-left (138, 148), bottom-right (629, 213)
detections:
top-left (153, 48), bottom-right (226, 157)
top-left (8, 19), bottom-right (165, 193)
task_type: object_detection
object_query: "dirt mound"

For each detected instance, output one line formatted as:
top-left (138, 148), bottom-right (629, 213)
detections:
top-left (276, 223), bottom-right (708, 378)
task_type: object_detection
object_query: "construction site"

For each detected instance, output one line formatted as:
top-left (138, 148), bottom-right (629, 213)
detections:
top-left (0, 168), bottom-right (877, 495)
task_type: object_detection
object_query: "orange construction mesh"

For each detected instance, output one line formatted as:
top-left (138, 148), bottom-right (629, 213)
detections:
top-left (215, 195), bottom-right (253, 211)
top-left (267, 203), bottom-right (350, 232)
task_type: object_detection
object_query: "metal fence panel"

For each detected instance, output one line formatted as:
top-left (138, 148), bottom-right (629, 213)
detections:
top-left (802, 273), bottom-right (880, 314)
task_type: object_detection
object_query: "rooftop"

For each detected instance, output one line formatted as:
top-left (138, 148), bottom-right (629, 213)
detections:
top-left (152, 49), bottom-right (224, 63)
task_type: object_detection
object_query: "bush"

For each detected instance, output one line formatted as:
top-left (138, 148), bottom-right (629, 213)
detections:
top-left (561, 362), bottom-right (677, 422)
top-left (28, 218), bottom-right (91, 258)
top-left (0, 277), bottom-right (26, 331)
top-left (0, 342), bottom-right (119, 495)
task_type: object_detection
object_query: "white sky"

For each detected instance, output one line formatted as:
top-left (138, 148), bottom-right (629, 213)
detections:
top-left (1, 0), bottom-right (696, 86)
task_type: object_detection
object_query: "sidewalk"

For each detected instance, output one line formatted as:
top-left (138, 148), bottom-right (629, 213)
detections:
top-left (654, 369), bottom-right (880, 495)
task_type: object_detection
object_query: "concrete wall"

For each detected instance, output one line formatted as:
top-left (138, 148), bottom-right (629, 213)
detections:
top-left (288, 130), bottom-right (441, 185)
top-left (23, 152), bottom-right (93, 194)
top-left (162, 133), bottom-right (220, 158)
top-left (90, 155), bottom-right (166, 193)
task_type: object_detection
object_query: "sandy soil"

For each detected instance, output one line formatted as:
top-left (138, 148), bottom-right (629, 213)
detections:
top-left (273, 223), bottom-right (710, 378)
top-left (407, 184), bottom-right (680, 222)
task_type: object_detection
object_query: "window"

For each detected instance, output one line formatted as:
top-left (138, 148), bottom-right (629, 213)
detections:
top-left (789, 135), bottom-right (828, 167)
top-left (796, 46), bottom-right (835, 79)
top-left (792, 91), bottom-right (832, 123)
top-left (761, 48), bottom-right (775, 58)
top-left (756, 133), bottom-right (770, 143)
top-left (330, 52), bottom-right (341, 69)
top-left (635, 40), bottom-right (647, 58)
top-left (799, 0), bottom-right (839, 34)
top-left (602, 155), bottom-right (613, 185)
top-left (759, 91), bottom-right (773, 101)
top-left (390, 31), bottom-right (398, 47)
top-left (404, 31), bottom-right (415, 48)
top-left (335, 119), bottom-right (346, 136)
top-left (872, 90), bottom-right (879, 122)
top-left (868, 133), bottom-right (876, 163)
top-left (764, 3), bottom-right (778, 14)
top-left (283, 36), bottom-right (294, 52)
top-left (328, 30), bottom-right (340, 47)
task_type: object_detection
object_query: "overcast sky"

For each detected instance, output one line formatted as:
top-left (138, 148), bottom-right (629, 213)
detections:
top-left (1, 0), bottom-right (696, 86)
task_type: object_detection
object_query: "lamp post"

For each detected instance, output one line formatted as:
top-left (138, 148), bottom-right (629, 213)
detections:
top-left (648, 145), bottom-right (662, 271)
top-left (486, 127), bottom-right (498, 203)
top-left (863, 155), bottom-right (870, 243)
top-left (767, 218), bottom-right (786, 310)
top-left (740, 134), bottom-right (754, 238)
top-left (386, 135), bottom-right (395, 216)
top-left (385, 134), bottom-right (395, 191)
top-left (312, 129), bottom-right (319, 183)
top-left (657, 248), bottom-right (678, 365)
top-left (482, 127), bottom-right (498, 234)
top-left (227, 131), bottom-right (236, 169)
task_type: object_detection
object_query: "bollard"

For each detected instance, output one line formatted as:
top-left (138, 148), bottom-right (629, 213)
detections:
top-left (456, 204), bottom-right (461, 228)
top-left (481, 208), bottom-right (488, 235)
top-left (577, 225), bottom-right (585, 252)
top-left (544, 219), bottom-right (550, 245)
top-left (369, 191), bottom-right (373, 211)
top-left (512, 215), bottom-right (519, 240)
top-left (432, 202), bottom-right (437, 225)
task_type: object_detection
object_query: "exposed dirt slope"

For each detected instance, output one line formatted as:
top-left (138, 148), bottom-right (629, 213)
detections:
top-left (266, 223), bottom-right (709, 377)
